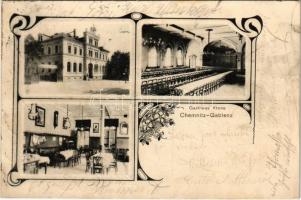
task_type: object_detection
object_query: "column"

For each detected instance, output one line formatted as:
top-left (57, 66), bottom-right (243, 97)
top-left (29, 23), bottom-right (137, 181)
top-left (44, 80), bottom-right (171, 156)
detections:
top-left (101, 106), bottom-right (105, 151)
top-left (236, 52), bottom-right (241, 72)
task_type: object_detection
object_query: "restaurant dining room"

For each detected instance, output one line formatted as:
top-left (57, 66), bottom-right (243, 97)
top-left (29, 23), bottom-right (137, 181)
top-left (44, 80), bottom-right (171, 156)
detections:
top-left (20, 101), bottom-right (133, 179)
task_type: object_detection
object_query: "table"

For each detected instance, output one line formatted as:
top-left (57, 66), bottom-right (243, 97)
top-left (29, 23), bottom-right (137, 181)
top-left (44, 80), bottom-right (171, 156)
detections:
top-left (60, 150), bottom-right (76, 160)
top-left (23, 154), bottom-right (50, 174)
top-left (174, 71), bottom-right (233, 95)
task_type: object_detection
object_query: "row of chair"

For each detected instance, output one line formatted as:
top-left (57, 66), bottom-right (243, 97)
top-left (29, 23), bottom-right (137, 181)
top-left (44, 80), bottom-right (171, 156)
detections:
top-left (141, 70), bottom-right (216, 95)
top-left (142, 66), bottom-right (195, 79)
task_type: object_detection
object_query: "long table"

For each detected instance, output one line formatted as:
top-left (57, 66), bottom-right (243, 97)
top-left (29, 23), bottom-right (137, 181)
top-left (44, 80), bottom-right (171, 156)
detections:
top-left (141, 69), bottom-right (214, 95)
top-left (173, 71), bottom-right (233, 95)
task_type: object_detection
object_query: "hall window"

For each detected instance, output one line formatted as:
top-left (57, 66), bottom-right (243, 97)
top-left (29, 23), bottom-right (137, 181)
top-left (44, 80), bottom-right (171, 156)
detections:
top-left (48, 47), bottom-right (51, 55)
top-left (94, 64), bottom-right (98, 72)
top-left (148, 47), bottom-right (157, 67)
top-left (55, 45), bottom-right (58, 54)
top-left (164, 47), bottom-right (172, 67)
top-left (176, 48), bottom-right (183, 66)
top-left (79, 48), bottom-right (82, 55)
top-left (73, 63), bottom-right (77, 72)
top-left (68, 46), bottom-right (71, 53)
top-left (79, 63), bottom-right (82, 72)
top-left (74, 47), bottom-right (77, 55)
top-left (67, 62), bottom-right (71, 72)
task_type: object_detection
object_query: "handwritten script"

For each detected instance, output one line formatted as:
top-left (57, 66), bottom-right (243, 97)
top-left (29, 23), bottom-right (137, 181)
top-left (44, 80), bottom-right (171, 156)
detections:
top-left (266, 132), bottom-right (296, 197)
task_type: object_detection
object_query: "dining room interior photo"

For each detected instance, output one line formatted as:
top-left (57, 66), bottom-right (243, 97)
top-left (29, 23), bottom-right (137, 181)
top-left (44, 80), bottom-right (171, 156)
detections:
top-left (140, 22), bottom-right (247, 98)
top-left (21, 102), bottom-right (132, 178)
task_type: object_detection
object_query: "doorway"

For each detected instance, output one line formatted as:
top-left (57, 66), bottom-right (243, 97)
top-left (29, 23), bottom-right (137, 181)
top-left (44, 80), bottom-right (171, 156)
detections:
top-left (88, 63), bottom-right (93, 79)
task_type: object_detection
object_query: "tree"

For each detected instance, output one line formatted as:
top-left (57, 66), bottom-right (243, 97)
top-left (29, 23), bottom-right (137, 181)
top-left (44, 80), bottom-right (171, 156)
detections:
top-left (104, 51), bottom-right (129, 80)
top-left (25, 35), bottom-right (43, 60)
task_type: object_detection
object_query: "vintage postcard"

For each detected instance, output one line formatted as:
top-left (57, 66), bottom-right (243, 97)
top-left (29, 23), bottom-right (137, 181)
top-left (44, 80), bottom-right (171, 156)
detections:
top-left (0, 0), bottom-right (300, 199)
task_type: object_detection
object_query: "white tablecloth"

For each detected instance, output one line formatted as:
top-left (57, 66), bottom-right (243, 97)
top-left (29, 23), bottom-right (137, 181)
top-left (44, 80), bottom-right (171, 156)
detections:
top-left (24, 154), bottom-right (50, 164)
top-left (175, 71), bottom-right (233, 94)
top-left (60, 150), bottom-right (76, 160)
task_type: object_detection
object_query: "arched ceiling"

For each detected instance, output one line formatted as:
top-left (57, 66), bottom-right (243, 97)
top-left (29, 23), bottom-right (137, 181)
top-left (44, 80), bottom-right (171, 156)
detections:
top-left (150, 23), bottom-right (245, 51)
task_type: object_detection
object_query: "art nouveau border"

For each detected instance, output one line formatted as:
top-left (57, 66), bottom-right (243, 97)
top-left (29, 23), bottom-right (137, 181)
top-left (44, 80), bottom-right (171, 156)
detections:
top-left (7, 12), bottom-right (262, 185)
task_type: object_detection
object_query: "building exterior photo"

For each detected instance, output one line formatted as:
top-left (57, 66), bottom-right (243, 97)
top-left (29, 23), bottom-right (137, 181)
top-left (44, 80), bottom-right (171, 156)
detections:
top-left (25, 27), bottom-right (109, 83)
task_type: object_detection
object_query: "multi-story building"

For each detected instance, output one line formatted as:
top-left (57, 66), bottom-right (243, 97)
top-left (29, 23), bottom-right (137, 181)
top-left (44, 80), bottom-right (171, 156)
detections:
top-left (25, 27), bottom-right (109, 83)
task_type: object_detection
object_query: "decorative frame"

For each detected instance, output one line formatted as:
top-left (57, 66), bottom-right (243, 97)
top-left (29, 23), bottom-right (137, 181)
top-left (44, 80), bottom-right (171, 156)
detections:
top-left (120, 122), bottom-right (128, 135)
top-left (92, 123), bottom-right (99, 133)
top-left (35, 106), bottom-right (45, 127)
top-left (7, 12), bottom-right (262, 186)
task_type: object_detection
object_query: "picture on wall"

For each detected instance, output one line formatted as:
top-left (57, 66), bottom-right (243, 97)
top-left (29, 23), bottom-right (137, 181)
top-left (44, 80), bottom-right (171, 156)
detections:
top-left (35, 106), bottom-right (45, 127)
top-left (92, 123), bottom-right (99, 133)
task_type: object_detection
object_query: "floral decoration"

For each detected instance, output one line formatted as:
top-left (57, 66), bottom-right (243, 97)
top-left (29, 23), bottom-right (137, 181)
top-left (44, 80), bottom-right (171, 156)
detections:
top-left (139, 103), bottom-right (176, 145)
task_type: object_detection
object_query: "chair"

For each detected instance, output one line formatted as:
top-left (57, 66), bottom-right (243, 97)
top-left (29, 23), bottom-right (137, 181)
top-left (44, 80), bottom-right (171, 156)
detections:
top-left (108, 159), bottom-right (118, 173)
top-left (92, 156), bottom-right (103, 174)
top-left (85, 154), bottom-right (91, 173)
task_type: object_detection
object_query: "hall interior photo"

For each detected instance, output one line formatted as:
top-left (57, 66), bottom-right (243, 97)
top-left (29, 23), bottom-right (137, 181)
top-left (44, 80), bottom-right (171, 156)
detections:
top-left (141, 22), bottom-right (247, 98)
top-left (22, 102), bottom-right (131, 178)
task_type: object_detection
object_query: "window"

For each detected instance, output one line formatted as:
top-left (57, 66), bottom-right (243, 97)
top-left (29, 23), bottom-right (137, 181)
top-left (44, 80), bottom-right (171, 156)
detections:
top-left (68, 46), bottom-right (71, 53)
top-left (73, 63), bottom-right (77, 72)
top-left (89, 50), bottom-right (93, 57)
top-left (79, 63), bottom-right (82, 72)
top-left (48, 69), bottom-right (51, 73)
top-left (48, 47), bottom-right (51, 54)
top-left (94, 64), bottom-right (98, 72)
top-left (55, 45), bottom-right (58, 54)
top-left (67, 62), bottom-right (71, 72)
top-left (41, 47), bottom-right (44, 55)
top-left (148, 47), bottom-right (158, 67)
top-left (80, 49), bottom-right (82, 55)
top-left (48, 62), bottom-right (51, 65)
top-left (95, 52), bottom-right (98, 58)
top-left (74, 47), bottom-right (77, 55)
top-left (95, 40), bottom-right (98, 46)
top-left (89, 37), bottom-right (93, 45)
top-left (54, 61), bottom-right (58, 66)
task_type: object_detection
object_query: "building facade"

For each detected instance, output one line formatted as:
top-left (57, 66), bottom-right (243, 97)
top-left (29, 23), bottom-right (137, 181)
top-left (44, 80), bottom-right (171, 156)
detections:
top-left (25, 27), bottom-right (109, 83)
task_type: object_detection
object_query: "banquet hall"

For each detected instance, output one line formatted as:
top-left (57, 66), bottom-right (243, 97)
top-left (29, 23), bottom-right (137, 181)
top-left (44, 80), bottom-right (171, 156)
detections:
top-left (22, 102), bottom-right (131, 178)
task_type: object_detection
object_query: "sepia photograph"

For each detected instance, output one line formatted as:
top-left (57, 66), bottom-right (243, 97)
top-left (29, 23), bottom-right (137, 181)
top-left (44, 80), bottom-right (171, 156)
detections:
top-left (21, 18), bottom-right (134, 98)
top-left (19, 100), bottom-right (134, 179)
top-left (139, 20), bottom-right (248, 99)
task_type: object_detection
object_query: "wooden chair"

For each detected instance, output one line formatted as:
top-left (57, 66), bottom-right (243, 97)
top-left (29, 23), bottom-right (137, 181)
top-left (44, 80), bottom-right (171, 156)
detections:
top-left (92, 156), bottom-right (103, 174)
top-left (85, 154), bottom-right (91, 173)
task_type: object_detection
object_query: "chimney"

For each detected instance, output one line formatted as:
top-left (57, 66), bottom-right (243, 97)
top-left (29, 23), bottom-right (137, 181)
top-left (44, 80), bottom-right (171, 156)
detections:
top-left (73, 29), bottom-right (76, 37)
